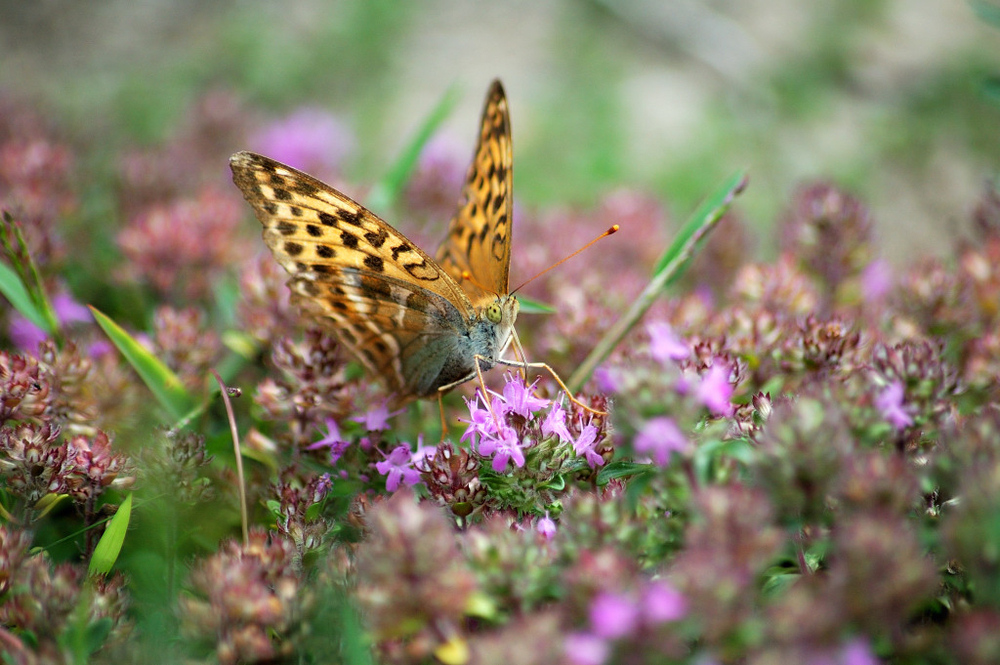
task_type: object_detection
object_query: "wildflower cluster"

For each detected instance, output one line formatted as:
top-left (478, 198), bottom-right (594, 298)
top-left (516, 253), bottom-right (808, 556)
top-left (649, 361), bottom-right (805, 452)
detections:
top-left (413, 374), bottom-right (611, 518)
top-left (5, 81), bottom-right (1000, 665)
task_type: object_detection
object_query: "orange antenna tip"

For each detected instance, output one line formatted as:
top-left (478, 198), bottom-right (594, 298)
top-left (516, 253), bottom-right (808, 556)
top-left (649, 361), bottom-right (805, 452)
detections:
top-left (512, 224), bottom-right (621, 294)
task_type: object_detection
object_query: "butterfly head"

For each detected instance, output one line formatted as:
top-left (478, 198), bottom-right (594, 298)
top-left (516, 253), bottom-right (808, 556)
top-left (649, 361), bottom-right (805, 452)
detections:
top-left (485, 296), bottom-right (518, 325)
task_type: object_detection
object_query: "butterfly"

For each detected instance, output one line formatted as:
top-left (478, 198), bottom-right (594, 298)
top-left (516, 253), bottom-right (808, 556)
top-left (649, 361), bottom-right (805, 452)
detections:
top-left (230, 80), bottom-right (519, 405)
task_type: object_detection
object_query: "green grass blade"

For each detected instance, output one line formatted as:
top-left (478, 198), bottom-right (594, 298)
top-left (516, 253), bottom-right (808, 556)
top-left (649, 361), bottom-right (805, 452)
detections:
top-left (653, 170), bottom-right (748, 276)
top-left (0, 260), bottom-right (51, 332)
top-left (971, 0), bottom-right (1000, 28)
top-left (567, 171), bottom-right (748, 392)
top-left (89, 492), bottom-right (133, 576)
top-left (90, 306), bottom-right (196, 422)
top-left (366, 83), bottom-right (461, 213)
top-left (518, 295), bottom-right (556, 314)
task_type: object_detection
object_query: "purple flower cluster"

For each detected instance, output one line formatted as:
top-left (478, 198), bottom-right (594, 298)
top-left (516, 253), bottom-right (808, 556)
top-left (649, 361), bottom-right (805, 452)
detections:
top-left (565, 580), bottom-right (688, 665)
top-left (461, 374), bottom-right (608, 473)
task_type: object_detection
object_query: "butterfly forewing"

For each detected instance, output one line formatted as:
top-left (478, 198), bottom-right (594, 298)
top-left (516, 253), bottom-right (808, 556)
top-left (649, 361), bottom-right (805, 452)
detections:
top-left (435, 79), bottom-right (513, 304)
top-left (230, 151), bottom-right (474, 314)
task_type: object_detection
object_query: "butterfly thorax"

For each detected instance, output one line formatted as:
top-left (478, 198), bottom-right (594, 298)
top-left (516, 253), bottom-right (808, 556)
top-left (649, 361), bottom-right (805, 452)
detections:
top-left (413, 293), bottom-right (518, 399)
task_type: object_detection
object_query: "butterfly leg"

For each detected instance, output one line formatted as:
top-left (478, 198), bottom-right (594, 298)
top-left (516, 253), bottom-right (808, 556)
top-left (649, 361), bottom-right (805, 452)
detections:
top-left (493, 358), bottom-right (608, 416)
top-left (507, 327), bottom-right (531, 383)
top-left (437, 392), bottom-right (449, 443)
top-left (434, 360), bottom-right (505, 432)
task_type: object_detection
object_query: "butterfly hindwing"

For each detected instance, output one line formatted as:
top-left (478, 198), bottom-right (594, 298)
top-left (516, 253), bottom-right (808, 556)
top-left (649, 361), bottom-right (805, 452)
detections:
top-left (287, 267), bottom-right (478, 399)
top-left (435, 79), bottom-right (513, 304)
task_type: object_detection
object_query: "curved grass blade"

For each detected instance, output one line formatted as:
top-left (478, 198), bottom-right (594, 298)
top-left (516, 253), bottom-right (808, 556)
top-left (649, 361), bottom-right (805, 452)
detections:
top-left (366, 83), bottom-right (461, 213)
top-left (0, 260), bottom-right (50, 331)
top-left (90, 306), bottom-right (196, 423)
top-left (1, 211), bottom-right (59, 336)
top-left (88, 492), bottom-right (133, 576)
top-left (568, 171), bottom-right (748, 392)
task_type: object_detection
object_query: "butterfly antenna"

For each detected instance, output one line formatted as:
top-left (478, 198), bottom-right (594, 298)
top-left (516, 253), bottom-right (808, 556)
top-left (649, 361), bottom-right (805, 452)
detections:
top-left (461, 270), bottom-right (499, 297)
top-left (511, 225), bottom-right (619, 295)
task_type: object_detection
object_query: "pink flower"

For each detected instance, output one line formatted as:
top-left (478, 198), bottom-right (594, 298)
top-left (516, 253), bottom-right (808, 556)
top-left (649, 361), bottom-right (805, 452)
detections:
top-left (861, 259), bottom-right (893, 303)
top-left (634, 417), bottom-right (689, 467)
top-left (593, 366), bottom-right (622, 393)
top-left (536, 511), bottom-right (557, 540)
top-left (501, 373), bottom-right (549, 418)
top-left (375, 445), bottom-right (422, 492)
top-left (641, 580), bottom-right (687, 623)
top-left (541, 403), bottom-right (572, 443)
top-left (875, 381), bottom-right (913, 430)
top-left (307, 418), bottom-right (350, 464)
top-left (573, 422), bottom-right (605, 469)
top-left (460, 393), bottom-right (496, 445)
top-left (647, 321), bottom-right (690, 363)
top-left (840, 637), bottom-right (879, 665)
top-left (487, 426), bottom-right (525, 473)
top-left (589, 591), bottom-right (639, 639)
top-left (564, 632), bottom-right (609, 665)
top-left (8, 292), bottom-right (91, 352)
top-left (695, 362), bottom-right (733, 416)
top-left (253, 108), bottom-right (352, 175)
top-left (351, 401), bottom-right (403, 432)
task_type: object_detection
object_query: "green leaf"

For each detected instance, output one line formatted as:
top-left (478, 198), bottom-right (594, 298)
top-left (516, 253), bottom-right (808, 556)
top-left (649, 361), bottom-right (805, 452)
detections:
top-left (0, 261), bottom-right (51, 332)
top-left (34, 493), bottom-right (70, 519)
top-left (1, 211), bottom-right (60, 336)
top-left (90, 306), bottom-right (196, 422)
top-left (971, 0), bottom-right (1000, 28)
top-left (518, 296), bottom-right (556, 314)
top-left (89, 493), bottom-right (132, 576)
top-left (983, 76), bottom-right (1000, 107)
top-left (568, 171), bottom-right (748, 391)
top-left (653, 170), bottom-right (748, 277)
top-left (83, 618), bottom-right (113, 656)
top-left (693, 437), bottom-right (755, 484)
top-left (597, 460), bottom-right (652, 485)
top-left (366, 83), bottom-right (461, 213)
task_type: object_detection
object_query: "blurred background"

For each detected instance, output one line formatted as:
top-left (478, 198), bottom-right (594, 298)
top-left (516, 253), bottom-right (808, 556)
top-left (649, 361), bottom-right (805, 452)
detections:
top-left (1, 0), bottom-right (998, 263)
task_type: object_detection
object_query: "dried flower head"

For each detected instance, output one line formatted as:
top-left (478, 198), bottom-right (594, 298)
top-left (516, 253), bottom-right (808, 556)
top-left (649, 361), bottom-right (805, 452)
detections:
top-left (355, 491), bottom-right (478, 649)
top-left (180, 529), bottom-right (307, 665)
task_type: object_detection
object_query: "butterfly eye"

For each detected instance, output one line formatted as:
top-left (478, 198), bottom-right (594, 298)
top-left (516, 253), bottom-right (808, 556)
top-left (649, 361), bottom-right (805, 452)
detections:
top-left (485, 302), bottom-right (503, 324)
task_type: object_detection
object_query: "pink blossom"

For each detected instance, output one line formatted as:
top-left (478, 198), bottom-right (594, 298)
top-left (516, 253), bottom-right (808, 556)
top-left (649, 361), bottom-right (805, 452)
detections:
top-left (351, 401), bottom-right (403, 432)
top-left (634, 417), bottom-right (689, 467)
top-left (307, 418), bottom-right (350, 464)
top-left (641, 580), bottom-right (687, 623)
top-left (573, 422), bottom-right (605, 469)
top-left (487, 426), bottom-right (525, 473)
top-left (647, 321), bottom-right (690, 363)
top-left (375, 445), bottom-right (422, 492)
top-left (564, 632), bottom-right (609, 665)
top-left (695, 362), bottom-right (734, 416)
top-left (875, 381), bottom-right (913, 430)
top-left (861, 259), bottom-right (893, 303)
top-left (460, 393), bottom-right (496, 445)
top-left (593, 366), bottom-right (622, 393)
top-left (589, 591), bottom-right (639, 639)
top-left (541, 403), bottom-right (572, 443)
top-left (8, 292), bottom-right (92, 352)
top-left (253, 108), bottom-right (352, 175)
top-left (536, 511), bottom-right (557, 540)
top-left (501, 373), bottom-right (548, 418)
